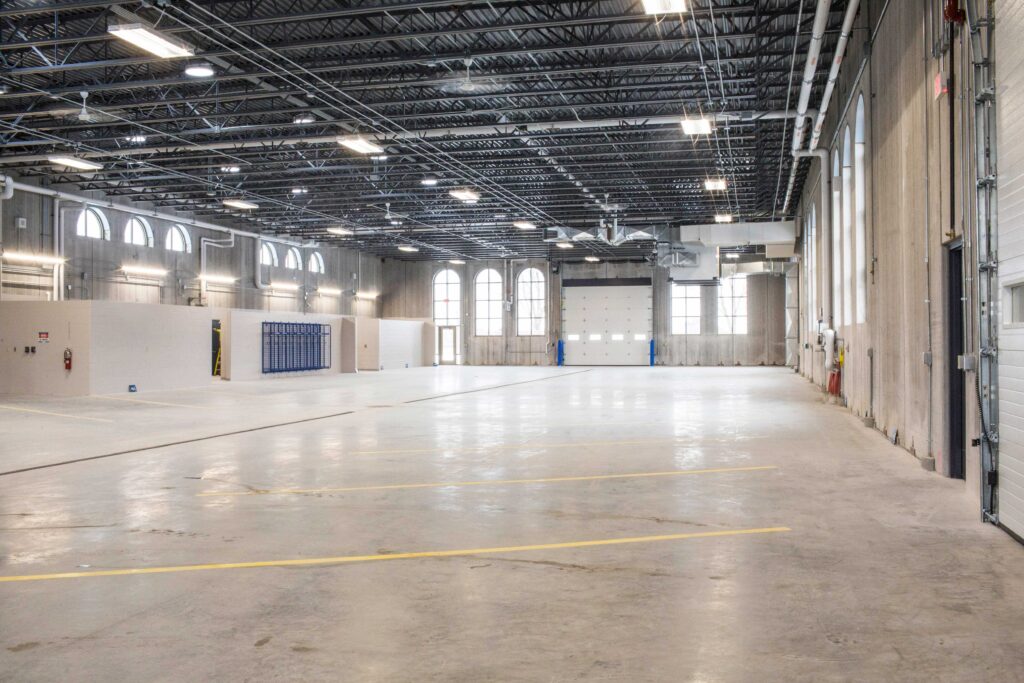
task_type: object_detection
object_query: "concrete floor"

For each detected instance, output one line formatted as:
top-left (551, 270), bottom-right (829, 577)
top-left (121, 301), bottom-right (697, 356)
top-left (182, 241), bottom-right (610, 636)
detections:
top-left (1, 367), bottom-right (1022, 682)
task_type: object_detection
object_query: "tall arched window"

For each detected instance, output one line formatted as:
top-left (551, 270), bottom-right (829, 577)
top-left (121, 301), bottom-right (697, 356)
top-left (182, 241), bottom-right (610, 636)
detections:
top-left (284, 247), bottom-right (302, 270)
top-left (854, 94), bottom-right (867, 324)
top-left (124, 217), bottom-right (153, 247)
top-left (831, 151), bottom-right (842, 328)
top-left (433, 269), bottom-right (461, 327)
top-left (842, 126), bottom-right (854, 326)
top-left (76, 207), bottom-right (109, 240)
top-left (308, 251), bottom-right (325, 274)
top-left (474, 268), bottom-right (503, 336)
top-left (516, 267), bottom-right (546, 336)
top-left (806, 203), bottom-right (817, 333)
top-left (165, 224), bottom-right (192, 253)
top-left (260, 242), bottom-right (278, 267)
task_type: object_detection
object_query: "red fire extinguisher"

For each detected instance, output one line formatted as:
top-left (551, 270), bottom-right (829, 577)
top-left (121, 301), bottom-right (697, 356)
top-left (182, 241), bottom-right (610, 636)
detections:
top-left (63, 347), bottom-right (73, 371)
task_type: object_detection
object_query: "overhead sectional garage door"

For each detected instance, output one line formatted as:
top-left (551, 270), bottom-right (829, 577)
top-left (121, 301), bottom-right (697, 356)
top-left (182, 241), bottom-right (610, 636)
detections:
top-left (998, 1), bottom-right (1024, 539)
top-left (561, 279), bottom-right (652, 366)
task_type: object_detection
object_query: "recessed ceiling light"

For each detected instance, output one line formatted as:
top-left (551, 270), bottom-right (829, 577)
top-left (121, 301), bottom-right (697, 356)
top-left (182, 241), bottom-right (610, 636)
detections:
top-left (421, 177), bottom-right (439, 186)
top-left (223, 199), bottom-right (258, 210)
top-left (293, 114), bottom-right (315, 124)
top-left (184, 62), bottom-right (215, 78)
top-left (291, 187), bottom-right (308, 194)
top-left (705, 178), bottom-right (728, 191)
top-left (398, 245), bottom-right (419, 253)
top-left (449, 259), bottom-right (466, 265)
top-left (327, 227), bottom-right (353, 236)
top-left (642, 0), bottom-right (688, 15)
top-left (47, 155), bottom-right (103, 171)
top-left (107, 23), bottom-right (194, 59)
top-left (220, 165), bottom-right (240, 173)
top-left (584, 255), bottom-right (600, 263)
top-left (555, 242), bottom-right (574, 249)
top-left (714, 214), bottom-right (734, 223)
top-left (513, 220), bottom-right (537, 230)
top-left (338, 135), bottom-right (384, 155)
top-left (125, 135), bottom-right (147, 143)
top-left (449, 188), bottom-right (480, 202)
top-left (681, 117), bottom-right (713, 136)
top-left (371, 155), bottom-right (388, 161)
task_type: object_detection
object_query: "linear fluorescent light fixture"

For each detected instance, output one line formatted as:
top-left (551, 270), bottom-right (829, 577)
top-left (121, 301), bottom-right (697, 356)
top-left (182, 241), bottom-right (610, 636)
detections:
top-left (270, 281), bottom-right (300, 291)
top-left (398, 245), bottom-right (419, 253)
top-left (220, 165), bottom-right (240, 173)
top-left (449, 188), bottom-right (480, 202)
top-left (584, 256), bottom-right (600, 263)
top-left (184, 62), bottom-right (214, 78)
top-left (642, 0), bottom-right (688, 14)
top-left (337, 135), bottom-right (384, 155)
top-left (421, 177), bottom-right (439, 186)
top-left (725, 253), bottom-right (740, 260)
top-left (125, 135), bottom-right (147, 143)
top-left (47, 155), bottom-right (103, 171)
top-left (513, 220), bottom-right (537, 230)
top-left (715, 214), bottom-right (734, 223)
top-left (121, 264), bottom-right (168, 277)
top-left (223, 199), bottom-right (258, 210)
top-left (199, 274), bottom-right (237, 284)
top-left (318, 287), bottom-right (342, 296)
top-left (705, 178), bottom-right (728, 191)
top-left (555, 241), bottom-right (574, 249)
top-left (448, 259), bottom-right (466, 265)
top-left (291, 187), bottom-right (308, 194)
top-left (326, 227), bottom-right (353, 236)
top-left (681, 117), bottom-right (713, 136)
top-left (2, 251), bottom-right (65, 266)
top-left (293, 114), bottom-right (315, 124)
top-left (107, 23), bottom-right (194, 59)
top-left (355, 291), bottom-right (379, 300)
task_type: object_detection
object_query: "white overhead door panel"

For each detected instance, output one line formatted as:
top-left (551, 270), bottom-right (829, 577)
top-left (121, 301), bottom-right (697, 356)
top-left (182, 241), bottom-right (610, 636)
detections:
top-left (562, 285), bottom-right (651, 365)
top-left (998, 1), bottom-right (1024, 539)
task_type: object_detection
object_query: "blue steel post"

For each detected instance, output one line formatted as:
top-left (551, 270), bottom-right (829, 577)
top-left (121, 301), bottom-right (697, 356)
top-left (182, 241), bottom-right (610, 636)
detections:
top-left (557, 339), bottom-right (565, 366)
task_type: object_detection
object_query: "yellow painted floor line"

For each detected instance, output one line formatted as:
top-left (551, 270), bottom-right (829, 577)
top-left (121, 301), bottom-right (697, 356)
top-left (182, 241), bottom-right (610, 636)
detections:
top-left (0, 404), bottom-right (112, 423)
top-left (198, 465), bottom-right (778, 497)
top-left (89, 395), bottom-right (196, 409)
top-left (352, 438), bottom-right (674, 456)
top-left (0, 527), bottom-right (791, 583)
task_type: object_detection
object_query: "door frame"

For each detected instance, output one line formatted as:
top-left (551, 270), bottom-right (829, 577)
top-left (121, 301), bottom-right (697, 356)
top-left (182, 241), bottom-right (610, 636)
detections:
top-left (946, 241), bottom-right (966, 480)
top-left (437, 325), bottom-right (459, 365)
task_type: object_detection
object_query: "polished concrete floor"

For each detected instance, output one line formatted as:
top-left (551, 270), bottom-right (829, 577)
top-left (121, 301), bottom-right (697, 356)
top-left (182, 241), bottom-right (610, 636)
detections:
top-left (1, 367), bottom-right (1022, 682)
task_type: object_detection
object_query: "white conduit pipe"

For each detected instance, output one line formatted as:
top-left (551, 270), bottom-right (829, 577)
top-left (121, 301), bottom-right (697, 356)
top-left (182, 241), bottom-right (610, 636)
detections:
top-left (253, 238), bottom-right (269, 291)
top-left (781, 0), bottom-right (833, 213)
top-left (200, 234), bottom-right (235, 301)
top-left (784, 0), bottom-right (861, 213)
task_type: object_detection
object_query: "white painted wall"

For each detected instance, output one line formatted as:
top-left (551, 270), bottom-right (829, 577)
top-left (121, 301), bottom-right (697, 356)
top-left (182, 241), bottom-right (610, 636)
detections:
top-left (88, 301), bottom-right (215, 394)
top-left (0, 301), bottom-right (92, 396)
top-left (223, 309), bottom-right (347, 381)
top-left (356, 316), bottom-right (380, 371)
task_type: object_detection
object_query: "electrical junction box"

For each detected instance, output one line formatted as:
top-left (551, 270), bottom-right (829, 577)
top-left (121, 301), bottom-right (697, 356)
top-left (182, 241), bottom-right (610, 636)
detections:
top-left (16, 217), bottom-right (27, 229)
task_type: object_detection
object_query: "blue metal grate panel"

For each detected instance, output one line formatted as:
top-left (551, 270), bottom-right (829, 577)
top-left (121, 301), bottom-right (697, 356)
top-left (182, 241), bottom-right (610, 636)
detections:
top-left (261, 322), bottom-right (331, 374)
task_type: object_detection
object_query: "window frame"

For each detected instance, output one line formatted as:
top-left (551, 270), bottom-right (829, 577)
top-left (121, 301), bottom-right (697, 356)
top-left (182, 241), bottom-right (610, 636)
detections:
top-left (284, 246), bottom-right (303, 271)
top-left (515, 267), bottom-right (546, 336)
top-left (124, 216), bottom-right (154, 247)
top-left (260, 242), bottom-right (278, 267)
top-left (717, 275), bottom-right (748, 335)
top-left (854, 94), bottom-right (868, 324)
top-left (76, 207), bottom-right (110, 240)
top-left (474, 268), bottom-right (503, 337)
top-left (842, 126), bottom-right (854, 326)
top-left (432, 268), bottom-right (462, 328)
top-left (165, 224), bottom-right (192, 253)
top-left (670, 283), bottom-right (702, 335)
top-left (308, 251), bottom-right (325, 274)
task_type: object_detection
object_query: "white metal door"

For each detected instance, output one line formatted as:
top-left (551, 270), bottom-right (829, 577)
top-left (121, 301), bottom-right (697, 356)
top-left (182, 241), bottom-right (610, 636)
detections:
top-left (437, 326), bottom-right (458, 365)
top-left (997, 2), bottom-right (1024, 538)
top-left (562, 285), bottom-right (652, 365)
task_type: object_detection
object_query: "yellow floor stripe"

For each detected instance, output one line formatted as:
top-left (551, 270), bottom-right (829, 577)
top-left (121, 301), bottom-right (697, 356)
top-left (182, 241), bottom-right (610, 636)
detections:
top-left (352, 438), bottom-right (673, 456)
top-left (0, 404), bottom-right (112, 423)
top-left (0, 527), bottom-right (790, 583)
top-left (198, 465), bottom-right (778, 497)
top-left (89, 395), bottom-right (195, 409)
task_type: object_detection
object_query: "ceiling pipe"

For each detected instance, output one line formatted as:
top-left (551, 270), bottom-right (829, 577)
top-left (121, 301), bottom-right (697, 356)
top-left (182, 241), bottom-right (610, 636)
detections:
top-left (0, 173), bottom-right (304, 247)
top-left (0, 112), bottom-right (801, 164)
top-left (783, 0), bottom-right (860, 213)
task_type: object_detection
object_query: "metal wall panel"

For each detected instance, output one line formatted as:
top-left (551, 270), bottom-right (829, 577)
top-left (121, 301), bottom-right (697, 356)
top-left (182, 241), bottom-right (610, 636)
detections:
top-left (997, 1), bottom-right (1024, 538)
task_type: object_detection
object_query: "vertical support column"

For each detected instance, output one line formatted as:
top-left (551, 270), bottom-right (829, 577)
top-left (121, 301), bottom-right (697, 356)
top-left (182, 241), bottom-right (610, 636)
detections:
top-left (785, 262), bottom-right (800, 368)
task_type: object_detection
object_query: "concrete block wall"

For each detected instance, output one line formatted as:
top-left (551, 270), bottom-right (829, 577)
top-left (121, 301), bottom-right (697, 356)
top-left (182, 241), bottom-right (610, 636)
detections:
top-left (795, 0), bottom-right (982, 487)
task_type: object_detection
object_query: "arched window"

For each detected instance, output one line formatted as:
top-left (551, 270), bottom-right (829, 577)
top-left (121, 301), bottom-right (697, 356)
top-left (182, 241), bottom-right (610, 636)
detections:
top-left (516, 267), bottom-right (546, 336)
top-left (124, 217), bottom-right (153, 247)
top-left (433, 269), bottom-right (461, 327)
top-left (76, 207), bottom-right (109, 240)
top-left (308, 251), bottom-right (325, 274)
top-left (806, 203), bottom-right (817, 333)
top-left (842, 126), bottom-right (854, 326)
top-left (165, 224), bottom-right (192, 253)
top-left (260, 242), bottom-right (278, 267)
top-left (284, 247), bottom-right (302, 270)
top-left (854, 94), bottom-right (867, 324)
top-left (474, 268), bottom-right (503, 336)
top-left (831, 151), bottom-right (842, 328)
